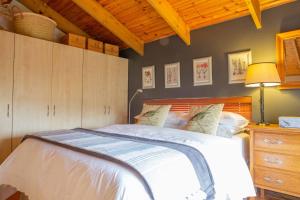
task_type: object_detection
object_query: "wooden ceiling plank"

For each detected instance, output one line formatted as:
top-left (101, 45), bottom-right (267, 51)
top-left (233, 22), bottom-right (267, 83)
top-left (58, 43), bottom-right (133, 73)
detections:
top-left (72, 0), bottom-right (144, 55)
top-left (245, 0), bottom-right (262, 29)
top-left (17, 0), bottom-right (90, 37)
top-left (146, 0), bottom-right (191, 45)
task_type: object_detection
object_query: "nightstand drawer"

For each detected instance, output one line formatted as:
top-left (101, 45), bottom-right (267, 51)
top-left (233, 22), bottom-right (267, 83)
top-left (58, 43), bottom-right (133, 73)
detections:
top-left (255, 168), bottom-right (300, 195)
top-left (254, 133), bottom-right (300, 154)
top-left (254, 151), bottom-right (300, 173)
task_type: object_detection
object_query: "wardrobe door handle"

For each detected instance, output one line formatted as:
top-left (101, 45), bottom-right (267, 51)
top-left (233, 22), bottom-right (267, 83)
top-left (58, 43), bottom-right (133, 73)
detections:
top-left (53, 105), bottom-right (56, 116)
top-left (104, 106), bottom-right (107, 115)
top-left (108, 106), bottom-right (111, 115)
top-left (7, 104), bottom-right (9, 118)
top-left (47, 105), bottom-right (50, 117)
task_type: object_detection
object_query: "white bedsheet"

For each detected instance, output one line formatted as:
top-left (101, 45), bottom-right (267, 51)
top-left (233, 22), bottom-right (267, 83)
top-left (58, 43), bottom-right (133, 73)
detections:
top-left (0, 124), bottom-right (255, 200)
top-left (231, 133), bottom-right (250, 164)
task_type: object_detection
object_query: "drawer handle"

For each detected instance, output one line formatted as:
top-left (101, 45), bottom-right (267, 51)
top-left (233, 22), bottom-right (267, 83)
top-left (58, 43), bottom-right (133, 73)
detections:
top-left (263, 176), bottom-right (272, 182)
top-left (263, 157), bottom-right (283, 165)
top-left (263, 138), bottom-right (283, 145)
top-left (263, 177), bottom-right (284, 185)
top-left (275, 179), bottom-right (283, 185)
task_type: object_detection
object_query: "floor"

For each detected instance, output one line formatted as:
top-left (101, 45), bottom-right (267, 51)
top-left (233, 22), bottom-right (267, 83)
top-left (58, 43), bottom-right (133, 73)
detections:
top-left (260, 190), bottom-right (300, 200)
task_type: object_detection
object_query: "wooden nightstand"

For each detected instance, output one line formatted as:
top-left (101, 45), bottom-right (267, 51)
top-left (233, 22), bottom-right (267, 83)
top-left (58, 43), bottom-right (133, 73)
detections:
top-left (249, 124), bottom-right (300, 199)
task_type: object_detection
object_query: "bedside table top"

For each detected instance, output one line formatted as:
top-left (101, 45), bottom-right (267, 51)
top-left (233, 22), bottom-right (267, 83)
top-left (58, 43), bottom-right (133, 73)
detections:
top-left (248, 123), bottom-right (300, 133)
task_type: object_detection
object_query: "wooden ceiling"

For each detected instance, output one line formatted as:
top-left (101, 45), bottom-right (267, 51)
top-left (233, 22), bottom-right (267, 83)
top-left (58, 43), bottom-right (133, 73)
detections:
top-left (19, 0), bottom-right (295, 55)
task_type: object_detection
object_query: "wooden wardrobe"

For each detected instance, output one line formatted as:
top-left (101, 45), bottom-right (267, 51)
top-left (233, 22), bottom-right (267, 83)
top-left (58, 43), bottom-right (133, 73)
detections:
top-left (0, 31), bottom-right (14, 163)
top-left (0, 30), bottom-right (128, 162)
top-left (82, 50), bottom-right (128, 128)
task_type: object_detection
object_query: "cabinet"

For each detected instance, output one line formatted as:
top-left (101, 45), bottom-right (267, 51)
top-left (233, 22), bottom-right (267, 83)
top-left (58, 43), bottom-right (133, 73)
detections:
top-left (106, 55), bottom-right (128, 125)
top-left (249, 124), bottom-right (300, 199)
top-left (0, 30), bottom-right (128, 156)
top-left (13, 34), bottom-right (53, 149)
top-left (51, 43), bottom-right (83, 130)
top-left (82, 51), bottom-right (128, 128)
top-left (82, 50), bottom-right (108, 128)
top-left (0, 31), bottom-right (14, 163)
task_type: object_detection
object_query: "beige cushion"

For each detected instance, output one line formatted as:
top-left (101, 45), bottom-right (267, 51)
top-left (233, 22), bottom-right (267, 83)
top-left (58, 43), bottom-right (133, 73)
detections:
top-left (136, 104), bottom-right (171, 127)
top-left (185, 104), bottom-right (224, 135)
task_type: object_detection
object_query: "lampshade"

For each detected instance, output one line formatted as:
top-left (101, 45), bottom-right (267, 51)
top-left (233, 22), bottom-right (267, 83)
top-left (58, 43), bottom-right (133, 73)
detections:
top-left (245, 63), bottom-right (281, 87)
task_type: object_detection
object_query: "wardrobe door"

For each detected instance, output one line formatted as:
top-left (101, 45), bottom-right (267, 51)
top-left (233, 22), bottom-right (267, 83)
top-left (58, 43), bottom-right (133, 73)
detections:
top-left (0, 31), bottom-right (14, 162)
top-left (51, 43), bottom-right (83, 130)
top-left (107, 55), bottom-right (128, 125)
top-left (13, 34), bottom-right (53, 149)
top-left (82, 50), bottom-right (108, 128)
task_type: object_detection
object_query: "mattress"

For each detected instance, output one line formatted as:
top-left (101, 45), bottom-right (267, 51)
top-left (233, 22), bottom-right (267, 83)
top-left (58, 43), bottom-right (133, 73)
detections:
top-left (231, 133), bottom-right (250, 164)
top-left (0, 124), bottom-right (255, 200)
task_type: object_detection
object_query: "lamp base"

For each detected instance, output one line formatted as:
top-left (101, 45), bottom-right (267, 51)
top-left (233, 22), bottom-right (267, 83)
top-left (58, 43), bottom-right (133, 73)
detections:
top-left (256, 122), bottom-right (270, 126)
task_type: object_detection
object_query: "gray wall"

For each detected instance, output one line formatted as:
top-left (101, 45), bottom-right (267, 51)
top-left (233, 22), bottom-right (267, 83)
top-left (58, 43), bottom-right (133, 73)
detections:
top-left (121, 1), bottom-right (300, 123)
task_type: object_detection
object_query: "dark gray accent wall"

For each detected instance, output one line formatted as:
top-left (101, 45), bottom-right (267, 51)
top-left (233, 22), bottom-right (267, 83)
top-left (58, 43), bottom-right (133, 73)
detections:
top-left (121, 1), bottom-right (300, 123)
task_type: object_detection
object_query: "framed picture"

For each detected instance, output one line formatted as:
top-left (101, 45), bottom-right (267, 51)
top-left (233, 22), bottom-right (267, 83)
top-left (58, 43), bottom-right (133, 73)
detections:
top-left (165, 62), bottom-right (180, 88)
top-left (193, 57), bottom-right (213, 86)
top-left (228, 50), bottom-right (252, 84)
top-left (142, 65), bottom-right (155, 89)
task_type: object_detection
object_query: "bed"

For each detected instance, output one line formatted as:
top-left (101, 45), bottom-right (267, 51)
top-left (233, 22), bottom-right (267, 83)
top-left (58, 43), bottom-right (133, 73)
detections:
top-left (0, 97), bottom-right (255, 200)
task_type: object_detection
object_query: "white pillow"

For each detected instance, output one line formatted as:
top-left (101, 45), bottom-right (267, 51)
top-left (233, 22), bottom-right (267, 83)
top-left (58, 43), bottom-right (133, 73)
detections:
top-left (217, 112), bottom-right (249, 138)
top-left (163, 111), bottom-right (189, 129)
top-left (219, 111), bottom-right (249, 128)
top-left (216, 124), bottom-right (246, 138)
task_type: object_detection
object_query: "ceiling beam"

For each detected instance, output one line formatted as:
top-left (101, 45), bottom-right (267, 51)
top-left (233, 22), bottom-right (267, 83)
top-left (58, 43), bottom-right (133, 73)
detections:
top-left (72, 0), bottom-right (144, 56)
top-left (146, 0), bottom-right (190, 45)
top-left (245, 0), bottom-right (262, 29)
top-left (17, 0), bottom-right (90, 37)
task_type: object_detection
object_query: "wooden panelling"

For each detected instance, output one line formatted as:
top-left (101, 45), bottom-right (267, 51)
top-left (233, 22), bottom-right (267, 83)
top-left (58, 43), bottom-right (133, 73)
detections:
top-left (245, 0), bottom-right (262, 29)
top-left (144, 96), bottom-right (252, 120)
top-left (146, 0), bottom-right (191, 45)
top-left (72, 0), bottom-right (144, 55)
top-left (0, 31), bottom-right (14, 163)
top-left (51, 43), bottom-right (83, 130)
top-left (13, 34), bottom-right (53, 149)
top-left (44, 0), bottom-right (295, 49)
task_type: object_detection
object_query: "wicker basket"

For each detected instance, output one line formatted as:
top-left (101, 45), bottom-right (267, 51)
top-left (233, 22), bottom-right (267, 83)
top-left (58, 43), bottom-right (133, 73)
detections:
top-left (0, 4), bottom-right (16, 31)
top-left (14, 12), bottom-right (57, 41)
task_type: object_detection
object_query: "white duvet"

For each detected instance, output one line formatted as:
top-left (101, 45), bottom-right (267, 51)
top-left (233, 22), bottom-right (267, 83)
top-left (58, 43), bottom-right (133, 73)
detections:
top-left (0, 124), bottom-right (255, 200)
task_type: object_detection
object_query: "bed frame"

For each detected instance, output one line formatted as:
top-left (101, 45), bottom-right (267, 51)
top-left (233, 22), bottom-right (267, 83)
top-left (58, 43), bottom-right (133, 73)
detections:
top-left (144, 96), bottom-right (252, 121)
top-left (6, 97), bottom-right (252, 200)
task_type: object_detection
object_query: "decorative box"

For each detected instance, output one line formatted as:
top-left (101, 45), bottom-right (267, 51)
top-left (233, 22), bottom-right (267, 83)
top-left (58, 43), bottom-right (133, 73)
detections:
top-left (104, 43), bottom-right (119, 56)
top-left (87, 38), bottom-right (103, 53)
top-left (279, 116), bottom-right (300, 128)
top-left (62, 33), bottom-right (86, 49)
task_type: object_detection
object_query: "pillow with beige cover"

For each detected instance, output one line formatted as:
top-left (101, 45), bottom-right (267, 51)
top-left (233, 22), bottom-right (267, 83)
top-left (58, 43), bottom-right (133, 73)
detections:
top-left (136, 104), bottom-right (171, 127)
top-left (185, 104), bottom-right (224, 135)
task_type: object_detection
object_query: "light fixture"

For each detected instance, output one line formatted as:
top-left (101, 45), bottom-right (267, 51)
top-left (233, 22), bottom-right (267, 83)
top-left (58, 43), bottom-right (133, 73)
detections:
top-left (128, 89), bottom-right (143, 124)
top-left (245, 62), bottom-right (281, 125)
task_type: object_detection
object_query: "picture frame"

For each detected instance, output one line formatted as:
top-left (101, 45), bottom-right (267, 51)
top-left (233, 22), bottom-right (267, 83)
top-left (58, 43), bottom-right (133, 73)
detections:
top-left (228, 50), bottom-right (252, 84)
top-left (193, 57), bottom-right (213, 86)
top-left (165, 62), bottom-right (181, 88)
top-left (142, 65), bottom-right (155, 89)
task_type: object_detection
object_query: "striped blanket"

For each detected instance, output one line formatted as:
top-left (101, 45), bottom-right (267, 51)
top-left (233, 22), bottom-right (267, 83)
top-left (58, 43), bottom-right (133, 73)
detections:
top-left (23, 128), bottom-right (215, 200)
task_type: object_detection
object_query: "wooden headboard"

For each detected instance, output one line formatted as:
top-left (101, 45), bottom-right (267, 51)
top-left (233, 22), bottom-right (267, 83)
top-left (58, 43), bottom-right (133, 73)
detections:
top-left (144, 96), bottom-right (252, 121)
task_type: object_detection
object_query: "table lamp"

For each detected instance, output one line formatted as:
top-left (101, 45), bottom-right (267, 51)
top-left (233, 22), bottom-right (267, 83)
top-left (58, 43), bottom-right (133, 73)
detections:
top-left (245, 63), bottom-right (281, 125)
